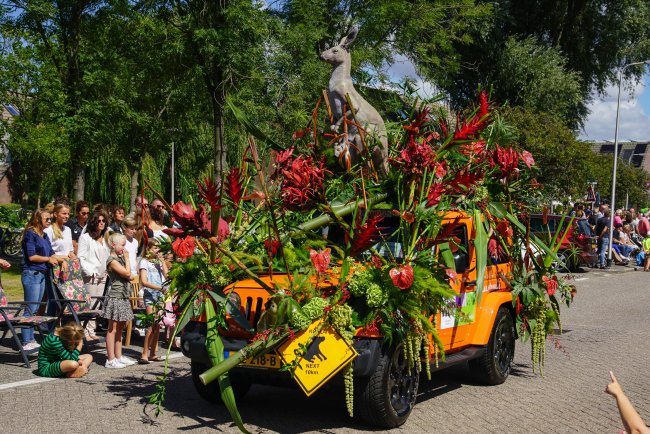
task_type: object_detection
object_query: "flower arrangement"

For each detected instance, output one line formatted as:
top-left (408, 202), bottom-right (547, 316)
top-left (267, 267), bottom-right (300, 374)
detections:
top-left (146, 91), bottom-right (573, 430)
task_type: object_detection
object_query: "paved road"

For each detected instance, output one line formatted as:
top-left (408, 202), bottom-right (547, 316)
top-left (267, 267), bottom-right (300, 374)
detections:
top-left (1, 265), bottom-right (648, 433)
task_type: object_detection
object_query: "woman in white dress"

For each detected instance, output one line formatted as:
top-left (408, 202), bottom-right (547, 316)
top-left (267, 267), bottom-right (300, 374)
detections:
top-left (77, 210), bottom-right (110, 342)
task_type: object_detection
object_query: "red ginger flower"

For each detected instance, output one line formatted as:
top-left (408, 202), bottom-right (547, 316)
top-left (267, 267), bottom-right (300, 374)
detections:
top-left (520, 150), bottom-right (535, 168)
top-left (390, 264), bottom-right (414, 290)
top-left (172, 236), bottom-right (196, 259)
top-left (310, 248), bottom-right (331, 274)
top-left (448, 169), bottom-right (483, 194)
top-left (225, 167), bottom-right (244, 208)
top-left (390, 136), bottom-right (437, 177)
top-left (543, 275), bottom-right (558, 296)
top-left (493, 145), bottom-right (519, 178)
top-left (349, 214), bottom-right (384, 257)
top-left (280, 155), bottom-right (327, 211)
top-left (273, 147), bottom-right (295, 178)
top-left (264, 239), bottom-right (281, 258)
top-left (496, 220), bottom-right (513, 238)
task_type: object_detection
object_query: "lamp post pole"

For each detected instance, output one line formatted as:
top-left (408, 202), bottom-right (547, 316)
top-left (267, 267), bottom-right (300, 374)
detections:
top-left (608, 60), bottom-right (650, 262)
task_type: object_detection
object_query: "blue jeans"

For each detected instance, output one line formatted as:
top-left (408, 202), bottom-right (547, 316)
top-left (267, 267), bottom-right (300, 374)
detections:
top-left (598, 236), bottom-right (610, 267)
top-left (21, 270), bottom-right (51, 344)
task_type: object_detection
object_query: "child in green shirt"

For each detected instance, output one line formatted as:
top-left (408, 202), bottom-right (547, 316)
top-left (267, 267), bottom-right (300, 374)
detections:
top-left (643, 236), bottom-right (650, 271)
top-left (37, 323), bottom-right (93, 378)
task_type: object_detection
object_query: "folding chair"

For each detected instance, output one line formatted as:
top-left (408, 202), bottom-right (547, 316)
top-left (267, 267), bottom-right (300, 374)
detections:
top-left (49, 259), bottom-right (104, 348)
top-left (125, 276), bottom-right (144, 346)
top-left (0, 285), bottom-right (56, 368)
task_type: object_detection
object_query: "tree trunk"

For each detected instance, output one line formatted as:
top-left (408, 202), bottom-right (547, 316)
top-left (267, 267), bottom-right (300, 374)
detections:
top-left (73, 164), bottom-right (85, 201)
top-left (129, 165), bottom-right (140, 214)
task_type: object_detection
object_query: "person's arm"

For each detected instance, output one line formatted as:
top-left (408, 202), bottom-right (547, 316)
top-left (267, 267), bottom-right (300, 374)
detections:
top-left (606, 371), bottom-right (650, 434)
top-left (76, 235), bottom-right (94, 276)
top-left (108, 257), bottom-right (131, 280)
top-left (25, 231), bottom-right (58, 266)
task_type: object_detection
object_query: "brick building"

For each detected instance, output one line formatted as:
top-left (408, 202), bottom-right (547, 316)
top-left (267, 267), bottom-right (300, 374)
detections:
top-left (587, 140), bottom-right (650, 171)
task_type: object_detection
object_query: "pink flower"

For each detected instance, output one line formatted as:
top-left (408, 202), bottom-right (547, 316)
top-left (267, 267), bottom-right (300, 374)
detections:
top-left (390, 264), bottom-right (414, 290)
top-left (280, 155), bottom-right (327, 210)
top-left (264, 239), bottom-right (281, 258)
top-left (310, 248), bottom-right (331, 274)
top-left (493, 145), bottom-right (519, 178)
top-left (172, 236), bottom-right (196, 259)
top-left (543, 275), bottom-right (558, 297)
top-left (520, 151), bottom-right (535, 168)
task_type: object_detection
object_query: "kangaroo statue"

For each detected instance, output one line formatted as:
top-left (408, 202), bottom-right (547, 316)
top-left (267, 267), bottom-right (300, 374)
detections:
top-left (320, 27), bottom-right (389, 177)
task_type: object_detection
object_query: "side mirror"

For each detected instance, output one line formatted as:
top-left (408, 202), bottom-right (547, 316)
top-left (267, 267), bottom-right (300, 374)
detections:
top-left (454, 252), bottom-right (468, 273)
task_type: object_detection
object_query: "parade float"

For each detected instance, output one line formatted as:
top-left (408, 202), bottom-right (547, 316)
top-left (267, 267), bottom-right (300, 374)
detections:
top-left (145, 28), bottom-right (576, 432)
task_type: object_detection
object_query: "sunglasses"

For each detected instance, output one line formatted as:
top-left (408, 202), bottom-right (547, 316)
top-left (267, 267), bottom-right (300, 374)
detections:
top-left (97, 219), bottom-right (106, 223)
top-left (80, 211), bottom-right (89, 216)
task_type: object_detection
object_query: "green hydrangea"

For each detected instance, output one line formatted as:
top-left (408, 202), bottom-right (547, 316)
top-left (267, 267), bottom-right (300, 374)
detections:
top-left (366, 283), bottom-right (387, 307)
top-left (289, 310), bottom-right (311, 330)
top-left (302, 297), bottom-right (329, 320)
top-left (330, 304), bottom-right (354, 341)
top-left (348, 268), bottom-right (374, 297)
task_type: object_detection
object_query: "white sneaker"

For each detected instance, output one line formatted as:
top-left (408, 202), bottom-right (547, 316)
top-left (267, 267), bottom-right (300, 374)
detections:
top-left (22, 342), bottom-right (40, 352)
top-left (105, 359), bottom-right (127, 369)
top-left (118, 356), bottom-right (137, 366)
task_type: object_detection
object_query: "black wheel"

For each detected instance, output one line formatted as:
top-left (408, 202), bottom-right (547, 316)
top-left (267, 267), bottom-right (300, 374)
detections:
top-left (355, 342), bottom-right (419, 428)
top-left (4, 231), bottom-right (22, 257)
top-left (469, 307), bottom-right (515, 385)
top-left (552, 250), bottom-right (576, 272)
top-left (190, 361), bottom-right (251, 404)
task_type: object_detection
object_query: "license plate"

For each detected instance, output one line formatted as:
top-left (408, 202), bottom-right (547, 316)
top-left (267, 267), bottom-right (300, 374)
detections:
top-left (227, 352), bottom-right (282, 369)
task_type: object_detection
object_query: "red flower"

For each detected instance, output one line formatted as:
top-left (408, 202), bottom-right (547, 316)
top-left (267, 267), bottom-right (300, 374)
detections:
top-left (168, 201), bottom-right (211, 238)
top-left (390, 264), bottom-right (414, 290)
top-left (273, 147), bottom-right (295, 177)
top-left (310, 248), bottom-right (331, 274)
top-left (197, 177), bottom-right (221, 210)
top-left (496, 221), bottom-right (513, 238)
top-left (520, 150), bottom-right (535, 168)
top-left (349, 214), bottom-right (384, 257)
top-left (280, 155), bottom-right (327, 210)
top-left (172, 236), bottom-right (196, 258)
top-left (264, 239), bottom-right (281, 257)
top-left (445, 268), bottom-right (458, 285)
top-left (448, 169), bottom-right (483, 194)
top-left (460, 140), bottom-right (487, 157)
top-left (543, 275), bottom-right (558, 297)
top-left (493, 145), bottom-right (519, 178)
top-left (439, 118), bottom-right (449, 138)
top-left (515, 296), bottom-right (523, 316)
top-left (371, 255), bottom-right (384, 268)
top-left (478, 90), bottom-right (490, 119)
top-left (225, 167), bottom-right (244, 208)
top-left (434, 162), bottom-right (447, 179)
top-left (216, 218), bottom-right (230, 243)
top-left (426, 183), bottom-right (445, 207)
top-left (389, 136), bottom-right (437, 177)
top-left (488, 237), bottom-right (506, 261)
top-left (402, 109), bottom-right (430, 135)
top-left (292, 127), bottom-right (311, 141)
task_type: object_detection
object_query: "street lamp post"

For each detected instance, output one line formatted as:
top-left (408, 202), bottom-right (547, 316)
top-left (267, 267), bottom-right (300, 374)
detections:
top-left (608, 60), bottom-right (650, 262)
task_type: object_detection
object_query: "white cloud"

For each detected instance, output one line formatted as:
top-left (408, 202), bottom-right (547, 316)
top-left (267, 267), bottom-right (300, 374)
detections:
top-left (384, 54), bottom-right (439, 100)
top-left (580, 80), bottom-right (650, 141)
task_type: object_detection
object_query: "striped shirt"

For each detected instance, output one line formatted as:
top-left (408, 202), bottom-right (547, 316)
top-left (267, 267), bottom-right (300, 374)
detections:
top-left (37, 334), bottom-right (80, 377)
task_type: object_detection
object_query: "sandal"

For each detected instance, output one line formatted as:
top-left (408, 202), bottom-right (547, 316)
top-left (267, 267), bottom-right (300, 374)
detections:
top-left (150, 355), bottom-right (163, 362)
top-left (138, 358), bottom-right (151, 364)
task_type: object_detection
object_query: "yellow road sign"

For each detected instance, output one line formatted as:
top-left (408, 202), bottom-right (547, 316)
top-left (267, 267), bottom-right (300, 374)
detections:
top-left (277, 319), bottom-right (357, 396)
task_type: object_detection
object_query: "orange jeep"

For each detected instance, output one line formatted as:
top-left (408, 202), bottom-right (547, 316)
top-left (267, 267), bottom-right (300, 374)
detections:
top-left (181, 211), bottom-right (517, 428)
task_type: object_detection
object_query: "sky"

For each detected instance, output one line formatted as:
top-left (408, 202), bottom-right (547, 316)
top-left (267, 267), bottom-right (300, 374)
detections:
top-left (385, 55), bottom-right (650, 142)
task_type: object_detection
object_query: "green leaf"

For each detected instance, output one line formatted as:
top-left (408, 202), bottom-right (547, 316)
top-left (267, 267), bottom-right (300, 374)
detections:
top-left (204, 301), bottom-right (250, 434)
top-left (226, 96), bottom-right (284, 151)
top-left (473, 209), bottom-right (488, 305)
top-left (438, 242), bottom-right (456, 270)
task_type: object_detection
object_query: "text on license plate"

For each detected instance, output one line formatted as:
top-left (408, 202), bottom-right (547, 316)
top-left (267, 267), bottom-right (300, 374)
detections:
top-left (227, 352), bottom-right (281, 369)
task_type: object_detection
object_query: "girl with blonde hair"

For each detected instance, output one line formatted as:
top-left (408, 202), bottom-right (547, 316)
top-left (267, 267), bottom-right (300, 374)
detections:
top-left (37, 323), bottom-right (93, 378)
top-left (44, 203), bottom-right (76, 258)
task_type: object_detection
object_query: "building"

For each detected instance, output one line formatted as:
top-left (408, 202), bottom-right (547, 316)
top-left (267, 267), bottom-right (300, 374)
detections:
top-left (587, 140), bottom-right (650, 171)
top-left (0, 103), bottom-right (19, 203)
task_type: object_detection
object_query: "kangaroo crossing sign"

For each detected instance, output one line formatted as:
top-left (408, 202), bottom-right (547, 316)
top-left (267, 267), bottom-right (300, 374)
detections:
top-left (277, 319), bottom-right (358, 396)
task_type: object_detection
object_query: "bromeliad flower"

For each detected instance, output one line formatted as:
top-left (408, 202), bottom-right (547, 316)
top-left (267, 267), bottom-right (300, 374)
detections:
top-left (225, 167), bottom-right (244, 209)
top-left (310, 248), bottom-right (331, 274)
top-left (389, 136), bottom-right (437, 177)
top-left (389, 264), bottom-right (414, 290)
top-left (496, 220), bottom-right (513, 238)
top-left (273, 146), bottom-right (295, 177)
top-left (542, 275), bottom-right (558, 296)
top-left (448, 169), bottom-right (483, 194)
top-left (172, 236), bottom-right (196, 259)
top-left (426, 183), bottom-right (445, 207)
top-left (349, 214), bottom-right (384, 257)
top-left (197, 177), bottom-right (221, 210)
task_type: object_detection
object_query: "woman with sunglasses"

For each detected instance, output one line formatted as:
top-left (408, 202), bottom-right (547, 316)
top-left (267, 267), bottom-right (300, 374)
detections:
top-left (77, 210), bottom-right (110, 342)
top-left (20, 209), bottom-right (66, 351)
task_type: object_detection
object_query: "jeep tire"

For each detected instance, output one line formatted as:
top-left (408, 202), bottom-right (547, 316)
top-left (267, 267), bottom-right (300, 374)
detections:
top-left (190, 361), bottom-right (251, 404)
top-left (355, 342), bottom-right (419, 428)
top-left (469, 306), bottom-right (515, 385)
